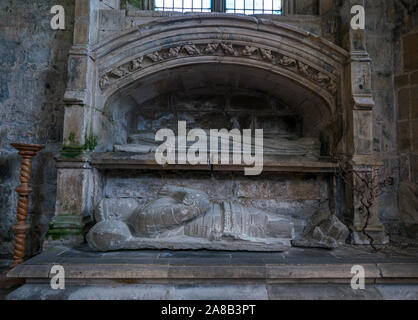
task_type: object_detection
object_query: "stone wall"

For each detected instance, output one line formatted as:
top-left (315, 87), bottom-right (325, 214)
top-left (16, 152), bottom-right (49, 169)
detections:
top-left (364, 0), bottom-right (418, 236)
top-left (361, 0), bottom-right (403, 235)
top-left (0, 0), bottom-right (417, 260)
top-left (0, 0), bottom-right (74, 260)
top-left (395, 1), bottom-right (418, 237)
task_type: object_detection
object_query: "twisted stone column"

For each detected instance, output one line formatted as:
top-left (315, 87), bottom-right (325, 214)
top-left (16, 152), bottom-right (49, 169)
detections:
top-left (10, 143), bottom-right (44, 269)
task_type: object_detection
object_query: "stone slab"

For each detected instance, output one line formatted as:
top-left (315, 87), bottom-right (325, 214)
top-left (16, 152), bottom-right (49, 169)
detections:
top-left (6, 283), bottom-right (418, 300)
top-left (6, 284), bottom-right (269, 300)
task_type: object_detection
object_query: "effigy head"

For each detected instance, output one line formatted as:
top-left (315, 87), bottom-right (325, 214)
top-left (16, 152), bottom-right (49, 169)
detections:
top-left (86, 220), bottom-right (132, 251)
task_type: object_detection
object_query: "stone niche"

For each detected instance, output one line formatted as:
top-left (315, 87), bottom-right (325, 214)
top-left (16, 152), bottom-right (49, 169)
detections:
top-left (48, 1), bottom-right (389, 250)
top-left (102, 64), bottom-right (332, 157)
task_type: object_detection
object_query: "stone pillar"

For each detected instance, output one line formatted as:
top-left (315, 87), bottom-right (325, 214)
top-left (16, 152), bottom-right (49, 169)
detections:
top-left (47, 1), bottom-right (103, 246)
top-left (62, 0), bottom-right (95, 156)
top-left (345, 0), bottom-right (388, 245)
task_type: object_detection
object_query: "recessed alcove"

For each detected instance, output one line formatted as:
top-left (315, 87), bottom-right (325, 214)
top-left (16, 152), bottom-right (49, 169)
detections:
top-left (83, 61), bottom-right (341, 243)
top-left (98, 63), bottom-right (339, 158)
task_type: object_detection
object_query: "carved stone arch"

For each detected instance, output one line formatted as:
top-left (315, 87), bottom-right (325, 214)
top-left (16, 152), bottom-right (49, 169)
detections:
top-left (91, 15), bottom-right (349, 115)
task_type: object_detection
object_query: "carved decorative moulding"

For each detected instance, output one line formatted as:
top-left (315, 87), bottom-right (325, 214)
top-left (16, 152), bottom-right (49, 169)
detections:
top-left (99, 42), bottom-right (338, 95)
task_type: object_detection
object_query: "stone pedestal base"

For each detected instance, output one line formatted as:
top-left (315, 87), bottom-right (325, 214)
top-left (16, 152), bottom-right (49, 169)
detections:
top-left (43, 215), bottom-right (85, 250)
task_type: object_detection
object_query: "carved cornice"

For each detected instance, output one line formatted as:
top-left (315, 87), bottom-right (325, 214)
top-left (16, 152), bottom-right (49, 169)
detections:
top-left (99, 42), bottom-right (338, 95)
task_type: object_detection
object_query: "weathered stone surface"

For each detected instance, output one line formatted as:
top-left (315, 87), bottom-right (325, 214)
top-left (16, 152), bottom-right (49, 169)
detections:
top-left (0, 0), bottom-right (75, 257)
top-left (399, 181), bottom-right (418, 238)
top-left (291, 207), bottom-right (349, 249)
top-left (403, 32), bottom-right (418, 72)
top-left (95, 198), bottom-right (142, 223)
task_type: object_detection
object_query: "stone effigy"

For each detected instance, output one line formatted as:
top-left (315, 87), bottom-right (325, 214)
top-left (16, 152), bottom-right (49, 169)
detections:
top-left (114, 131), bottom-right (321, 159)
top-left (87, 186), bottom-right (294, 251)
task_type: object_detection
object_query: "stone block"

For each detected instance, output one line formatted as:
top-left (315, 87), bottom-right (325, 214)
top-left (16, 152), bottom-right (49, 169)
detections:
top-left (75, 0), bottom-right (90, 18)
top-left (235, 179), bottom-right (287, 200)
top-left (287, 180), bottom-right (321, 200)
top-left (410, 153), bottom-right (418, 184)
top-left (412, 121), bottom-right (418, 153)
top-left (399, 181), bottom-right (418, 238)
top-left (411, 86), bottom-right (418, 119)
top-left (55, 168), bottom-right (93, 217)
top-left (267, 284), bottom-right (383, 300)
top-left (395, 74), bottom-right (409, 88)
top-left (99, 10), bottom-right (125, 31)
top-left (399, 154), bottom-right (411, 182)
top-left (62, 105), bottom-right (87, 147)
top-left (66, 56), bottom-right (88, 90)
top-left (398, 121), bottom-right (411, 153)
top-left (398, 88), bottom-right (410, 121)
top-left (411, 71), bottom-right (418, 85)
top-left (353, 110), bottom-right (373, 155)
top-left (403, 32), bottom-right (418, 72)
top-left (73, 21), bottom-right (89, 45)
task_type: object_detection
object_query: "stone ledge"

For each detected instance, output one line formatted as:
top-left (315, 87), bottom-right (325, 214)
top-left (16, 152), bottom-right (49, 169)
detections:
top-left (7, 246), bottom-right (418, 283)
top-left (56, 153), bottom-right (339, 173)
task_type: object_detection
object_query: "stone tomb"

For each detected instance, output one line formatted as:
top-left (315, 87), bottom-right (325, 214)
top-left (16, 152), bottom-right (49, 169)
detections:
top-left (46, 3), bottom-right (389, 251)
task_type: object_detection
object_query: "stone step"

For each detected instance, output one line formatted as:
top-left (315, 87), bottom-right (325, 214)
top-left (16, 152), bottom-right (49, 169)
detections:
top-left (5, 245), bottom-right (418, 299)
top-left (6, 283), bottom-right (418, 300)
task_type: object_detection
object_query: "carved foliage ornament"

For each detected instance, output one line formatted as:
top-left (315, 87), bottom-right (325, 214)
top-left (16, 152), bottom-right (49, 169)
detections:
top-left (99, 42), bottom-right (338, 95)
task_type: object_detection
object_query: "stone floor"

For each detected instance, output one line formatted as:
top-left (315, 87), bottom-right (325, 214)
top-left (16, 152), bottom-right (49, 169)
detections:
top-left (4, 243), bottom-right (418, 300)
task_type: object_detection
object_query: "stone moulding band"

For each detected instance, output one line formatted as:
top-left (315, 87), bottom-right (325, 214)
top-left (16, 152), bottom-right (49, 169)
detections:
top-left (98, 42), bottom-right (338, 96)
top-left (93, 14), bottom-right (349, 63)
top-left (90, 15), bottom-right (349, 110)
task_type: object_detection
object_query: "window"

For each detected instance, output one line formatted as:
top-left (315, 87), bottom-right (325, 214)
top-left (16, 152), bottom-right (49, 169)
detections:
top-left (154, 0), bottom-right (212, 12)
top-left (226, 0), bottom-right (282, 15)
top-left (153, 0), bottom-right (282, 14)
